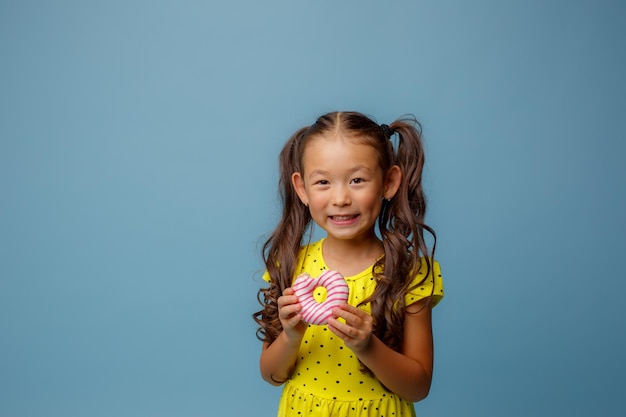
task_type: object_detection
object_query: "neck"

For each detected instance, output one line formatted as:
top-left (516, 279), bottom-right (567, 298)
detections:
top-left (322, 234), bottom-right (383, 275)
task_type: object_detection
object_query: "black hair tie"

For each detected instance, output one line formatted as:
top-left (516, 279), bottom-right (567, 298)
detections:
top-left (380, 124), bottom-right (395, 139)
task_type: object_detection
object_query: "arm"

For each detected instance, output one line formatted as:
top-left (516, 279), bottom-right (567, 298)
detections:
top-left (259, 288), bottom-right (307, 385)
top-left (327, 297), bottom-right (434, 402)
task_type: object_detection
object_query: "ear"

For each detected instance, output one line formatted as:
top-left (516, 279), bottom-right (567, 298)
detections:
top-left (291, 172), bottom-right (309, 206)
top-left (384, 165), bottom-right (402, 200)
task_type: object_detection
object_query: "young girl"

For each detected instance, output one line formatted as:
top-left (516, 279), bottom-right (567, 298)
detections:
top-left (253, 111), bottom-right (444, 417)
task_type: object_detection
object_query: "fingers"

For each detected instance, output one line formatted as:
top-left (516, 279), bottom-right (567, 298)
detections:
top-left (278, 300), bottom-right (301, 321)
top-left (277, 288), bottom-right (307, 342)
top-left (277, 288), bottom-right (302, 325)
top-left (327, 304), bottom-right (373, 353)
top-left (277, 293), bottom-right (299, 311)
top-left (334, 304), bottom-right (372, 327)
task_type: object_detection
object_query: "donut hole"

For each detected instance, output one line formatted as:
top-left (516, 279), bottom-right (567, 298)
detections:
top-left (313, 286), bottom-right (328, 303)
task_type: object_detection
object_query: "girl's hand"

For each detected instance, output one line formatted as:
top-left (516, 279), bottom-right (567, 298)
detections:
top-left (260, 288), bottom-right (308, 385)
top-left (277, 288), bottom-right (307, 341)
top-left (327, 304), bottom-right (373, 353)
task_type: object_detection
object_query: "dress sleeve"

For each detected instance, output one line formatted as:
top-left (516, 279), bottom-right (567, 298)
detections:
top-left (405, 260), bottom-right (444, 307)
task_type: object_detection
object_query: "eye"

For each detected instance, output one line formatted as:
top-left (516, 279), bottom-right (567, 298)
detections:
top-left (315, 179), bottom-right (330, 185)
top-left (350, 178), bottom-right (365, 184)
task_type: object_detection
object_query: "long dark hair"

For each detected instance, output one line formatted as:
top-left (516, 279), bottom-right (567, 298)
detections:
top-left (253, 111), bottom-right (436, 355)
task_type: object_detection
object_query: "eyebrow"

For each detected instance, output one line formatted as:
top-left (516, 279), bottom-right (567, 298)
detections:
top-left (308, 165), bottom-right (372, 178)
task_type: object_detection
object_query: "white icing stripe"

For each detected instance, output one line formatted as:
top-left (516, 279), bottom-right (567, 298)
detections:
top-left (293, 270), bottom-right (349, 325)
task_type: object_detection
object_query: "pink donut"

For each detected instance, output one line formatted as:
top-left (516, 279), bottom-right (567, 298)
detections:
top-left (293, 270), bottom-right (349, 325)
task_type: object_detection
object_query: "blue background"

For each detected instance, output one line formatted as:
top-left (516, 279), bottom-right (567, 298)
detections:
top-left (1, 1), bottom-right (625, 416)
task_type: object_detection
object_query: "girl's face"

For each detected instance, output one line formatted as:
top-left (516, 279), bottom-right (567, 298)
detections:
top-left (292, 134), bottom-right (401, 245)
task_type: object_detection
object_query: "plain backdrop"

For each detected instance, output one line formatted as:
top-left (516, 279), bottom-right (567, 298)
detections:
top-left (1, 1), bottom-right (625, 416)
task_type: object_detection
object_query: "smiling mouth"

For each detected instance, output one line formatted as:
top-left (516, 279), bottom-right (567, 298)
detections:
top-left (330, 215), bottom-right (359, 221)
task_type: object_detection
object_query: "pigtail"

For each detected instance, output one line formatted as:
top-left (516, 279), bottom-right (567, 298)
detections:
top-left (368, 115), bottom-right (436, 355)
top-left (390, 116), bottom-right (435, 277)
top-left (253, 127), bottom-right (312, 344)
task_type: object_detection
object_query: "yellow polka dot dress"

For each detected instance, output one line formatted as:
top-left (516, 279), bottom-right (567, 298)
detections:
top-left (265, 239), bottom-right (444, 417)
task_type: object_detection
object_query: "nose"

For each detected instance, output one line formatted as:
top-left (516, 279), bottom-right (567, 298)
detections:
top-left (331, 185), bottom-right (351, 206)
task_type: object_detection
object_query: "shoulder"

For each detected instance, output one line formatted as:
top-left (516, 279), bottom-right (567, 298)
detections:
top-left (405, 259), bottom-right (444, 307)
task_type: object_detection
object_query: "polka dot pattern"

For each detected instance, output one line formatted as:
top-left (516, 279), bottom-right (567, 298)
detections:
top-left (264, 239), bottom-right (444, 416)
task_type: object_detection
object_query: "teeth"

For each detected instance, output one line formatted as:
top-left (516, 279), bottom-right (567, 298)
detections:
top-left (333, 215), bottom-right (356, 220)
